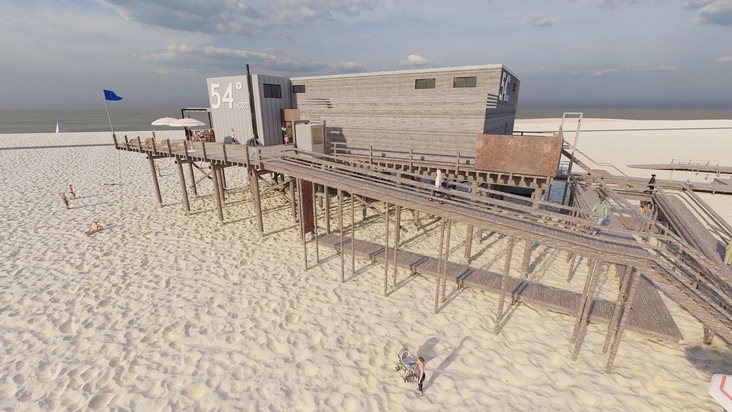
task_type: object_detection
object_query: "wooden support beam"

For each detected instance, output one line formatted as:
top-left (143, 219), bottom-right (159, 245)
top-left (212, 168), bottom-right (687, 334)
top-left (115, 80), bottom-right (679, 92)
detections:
top-left (441, 219), bottom-right (452, 303)
top-left (434, 218), bottom-right (446, 314)
top-left (383, 202), bottom-right (390, 297)
top-left (606, 268), bottom-right (642, 372)
top-left (297, 179), bottom-right (308, 270)
top-left (393, 205), bottom-right (400, 288)
top-left (603, 267), bottom-right (634, 354)
top-left (338, 189), bottom-right (345, 283)
top-left (521, 241), bottom-right (533, 274)
top-left (413, 209), bottom-right (420, 228)
top-left (290, 178), bottom-right (297, 221)
top-left (147, 155), bottom-right (163, 206)
top-left (566, 254), bottom-right (577, 282)
top-left (313, 182), bottom-right (320, 263)
top-left (324, 185), bottom-right (331, 234)
top-left (495, 237), bottom-right (515, 334)
top-left (249, 167), bottom-right (263, 234)
top-left (572, 260), bottom-right (601, 361)
top-left (464, 225), bottom-right (474, 260)
top-left (211, 164), bottom-right (224, 223)
top-left (175, 158), bottom-right (190, 214)
top-left (350, 192), bottom-right (356, 276)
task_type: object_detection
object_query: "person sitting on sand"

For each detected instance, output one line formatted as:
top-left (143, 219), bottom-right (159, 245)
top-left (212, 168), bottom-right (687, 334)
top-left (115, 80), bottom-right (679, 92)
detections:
top-left (87, 221), bottom-right (102, 235)
top-left (417, 356), bottom-right (426, 396)
top-left (60, 192), bottom-right (69, 209)
top-left (68, 184), bottom-right (76, 199)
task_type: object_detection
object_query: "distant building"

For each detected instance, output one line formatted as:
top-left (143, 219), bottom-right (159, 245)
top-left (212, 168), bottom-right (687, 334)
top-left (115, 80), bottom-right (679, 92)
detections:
top-left (206, 64), bottom-right (520, 156)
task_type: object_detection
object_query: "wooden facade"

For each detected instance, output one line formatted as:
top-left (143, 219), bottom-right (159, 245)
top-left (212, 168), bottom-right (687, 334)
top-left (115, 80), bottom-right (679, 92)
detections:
top-left (290, 65), bottom-right (520, 157)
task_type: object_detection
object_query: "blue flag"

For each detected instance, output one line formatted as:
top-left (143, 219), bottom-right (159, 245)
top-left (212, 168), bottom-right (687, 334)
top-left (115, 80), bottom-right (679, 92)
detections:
top-left (103, 89), bottom-right (123, 101)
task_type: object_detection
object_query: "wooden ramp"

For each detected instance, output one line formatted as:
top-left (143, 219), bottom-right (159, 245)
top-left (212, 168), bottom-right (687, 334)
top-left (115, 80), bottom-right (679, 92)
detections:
top-left (319, 233), bottom-right (683, 343)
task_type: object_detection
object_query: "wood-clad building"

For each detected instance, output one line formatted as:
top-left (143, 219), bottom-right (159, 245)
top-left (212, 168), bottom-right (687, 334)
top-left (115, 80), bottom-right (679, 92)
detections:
top-left (290, 65), bottom-right (520, 157)
top-left (205, 65), bottom-right (520, 158)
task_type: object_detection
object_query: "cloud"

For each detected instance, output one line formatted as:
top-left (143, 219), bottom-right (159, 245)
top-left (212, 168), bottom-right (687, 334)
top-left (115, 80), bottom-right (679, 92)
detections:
top-left (685, 0), bottom-right (732, 26)
top-left (718, 56), bottom-right (732, 62)
top-left (400, 54), bottom-right (428, 67)
top-left (523, 15), bottom-right (555, 27)
top-left (144, 43), bottom-right (365, 75)
top-left (97, 0), bottom-right (383, 35)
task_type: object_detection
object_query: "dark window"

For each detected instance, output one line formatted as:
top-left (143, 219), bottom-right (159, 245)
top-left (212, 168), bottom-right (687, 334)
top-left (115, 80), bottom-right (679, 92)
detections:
top-left (453, 76), bottom-right (477, 88)
top-left (415, 78), bottom-right (436, 89)
top-left (263, 83), bottom-right (282, 98)
top-left (512, 82), bottom-right (517, 92)
top-left (292, 85), bottom-right (306, 93)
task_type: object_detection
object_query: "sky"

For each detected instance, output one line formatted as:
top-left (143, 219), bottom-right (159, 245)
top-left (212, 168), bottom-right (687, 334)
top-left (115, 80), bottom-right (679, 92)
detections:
top-left (1, 0), bottom-right (732, 110)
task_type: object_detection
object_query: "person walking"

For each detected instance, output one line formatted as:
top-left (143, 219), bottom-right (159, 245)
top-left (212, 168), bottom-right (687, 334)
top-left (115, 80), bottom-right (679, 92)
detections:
top-left (646, 174), bottom-right (656, 192)
top-left (591, 194), bottom-right (609, 235)
top-left (417, 356), bottom-right (426, 396)
top-left (60, 192), bottom-right (69, 209)
top-left (68, 184), bottom-right (76, 199)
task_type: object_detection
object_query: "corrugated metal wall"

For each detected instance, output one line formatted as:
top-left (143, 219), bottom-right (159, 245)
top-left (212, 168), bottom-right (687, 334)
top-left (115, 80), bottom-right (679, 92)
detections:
top-left (252, 74), bottom-right (293, 146)
top-left (206, 75), bottom-right (254, 143)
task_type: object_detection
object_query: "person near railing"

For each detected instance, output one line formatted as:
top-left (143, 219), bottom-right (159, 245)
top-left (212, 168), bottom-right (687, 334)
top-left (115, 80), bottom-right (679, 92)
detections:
top-left (591, 194), bottom-right (609, 235)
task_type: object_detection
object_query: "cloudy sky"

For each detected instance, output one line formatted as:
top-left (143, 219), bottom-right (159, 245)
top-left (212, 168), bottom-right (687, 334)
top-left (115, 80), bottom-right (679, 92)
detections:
top-left (2, 0), bottom-right (731, 109)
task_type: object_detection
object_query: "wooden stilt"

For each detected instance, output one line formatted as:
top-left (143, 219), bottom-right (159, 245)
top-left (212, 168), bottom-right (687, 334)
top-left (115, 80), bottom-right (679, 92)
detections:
top-left (217, 168), bottom-right (225, 205)
top-left (324, 185), bottom-right (331, 234)
top-left (221, 167), bottom-right (227, 191)
top-left (434, 218), bottom-right (446, 314)
top-left (175, 158), bottom-right (190, 213)
top-left (384, 202), bottom-right (390, 296)
top-left (394, 205), bottom-right (402, 246)
top-left (464, 225), bottom-right (474, 260)
top-left (603, 267), bottom-right (634, 354)
top-left (290, 178), bottom-right (297, 221)
top-left (521, 241), bottom-right (533, 274)
top-left (566, 254), bottom-right (577, 282)
top-left (338, 189), bottom-right (345, 283)
top-left (393, 205), bottom-right (400, 288)
top-left (572, 260), bottom-right (601, 361)
top-left (351, 192), bottom-right (356, 276)
top-left (211, 164), bottom-right (224, 223)
top-left (147, 155), bottom-right (163, 206)
top-left (313, 182), bottom-right (320, 263)
top-left (412, 209), bottom-right (420, 228)
top-left (297, 179), bottom-right (308, 270)
top-left (571, 259), bottom-right (596, 344)
top-left (606, 268), bottom-right (642, 371)
top-left (249, 168), bottom-right (263, 234)
top-left (187, 161), bottom-right (198, 196)
top-left (441, 219), bottom-right (452, 302)
top-left (495, 237), bottom-right (515, 334)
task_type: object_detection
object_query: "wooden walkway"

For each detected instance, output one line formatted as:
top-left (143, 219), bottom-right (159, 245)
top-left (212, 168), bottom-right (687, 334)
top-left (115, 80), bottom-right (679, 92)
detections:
top-left (629, 162), bottom-right (732, 175)
top-left (318, 234), bottom-right (683, 342)
top-left (112, 137), bottom-right (732, 361)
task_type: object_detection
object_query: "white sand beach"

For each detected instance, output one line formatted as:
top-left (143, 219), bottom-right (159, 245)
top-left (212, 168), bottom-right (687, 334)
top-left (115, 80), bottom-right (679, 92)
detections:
top-left (1, 120), bottom-right (731, 411)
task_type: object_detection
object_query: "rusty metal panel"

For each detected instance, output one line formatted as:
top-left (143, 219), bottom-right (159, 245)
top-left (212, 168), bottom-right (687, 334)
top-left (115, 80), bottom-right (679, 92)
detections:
top-left (475, 132), bottom-right (562, 176)
top-left (301, 180), bottom-right (314, 234)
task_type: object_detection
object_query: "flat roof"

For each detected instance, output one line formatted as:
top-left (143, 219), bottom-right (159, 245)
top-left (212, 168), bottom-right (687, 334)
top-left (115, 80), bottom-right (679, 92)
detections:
top-left (291, 64), bottom-right (518, 82)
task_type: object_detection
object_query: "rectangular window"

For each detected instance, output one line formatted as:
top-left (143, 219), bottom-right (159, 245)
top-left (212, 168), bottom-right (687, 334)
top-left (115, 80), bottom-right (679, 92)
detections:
top-left (453, 76), bottom-right (477, 88)
top-left (292, 85), bottom-right (306, 93)
top-left (415, 78), bottom-right (436, 89)
top-left (263, 83), bottom-right (282, 98)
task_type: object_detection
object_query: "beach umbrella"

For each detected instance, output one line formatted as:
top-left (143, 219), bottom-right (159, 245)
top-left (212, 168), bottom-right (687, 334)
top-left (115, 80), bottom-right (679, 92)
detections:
top-left (709, 374), bottom-right (732, 411)
top-left (151, 117), bottom-right (178, 126)
top-left (170, 118), bottom-right (206, 127)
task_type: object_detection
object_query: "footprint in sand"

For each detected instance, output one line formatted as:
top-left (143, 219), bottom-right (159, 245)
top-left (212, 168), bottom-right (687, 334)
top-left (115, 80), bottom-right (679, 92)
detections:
top-left (182, 383), bottom-right (208, 400)
top-left (265, 340), bottom-right (287, 355)
top-left (296, 360), bottom-right (319, 377)
top-left (166, 378), bottom-right (186, 392)
top-left (88, 392), bottom-right (114, 410)
top-left (59, 320), bottom-right (73, 333)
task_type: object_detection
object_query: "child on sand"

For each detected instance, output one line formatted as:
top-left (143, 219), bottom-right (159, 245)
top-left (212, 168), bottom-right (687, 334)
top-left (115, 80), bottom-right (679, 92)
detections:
top-left (68, 184), bottom-right (76, 199)
top-left (60, 192), bottom-right (69, 209)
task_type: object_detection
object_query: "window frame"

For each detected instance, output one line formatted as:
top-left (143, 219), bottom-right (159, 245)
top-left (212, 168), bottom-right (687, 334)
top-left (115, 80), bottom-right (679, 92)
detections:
top-left (414, 78), bottom-right (436, 89)
top-left (453, 76), bottom-right (477, 88)
top-left (263, 83), bottom-right (282, 98)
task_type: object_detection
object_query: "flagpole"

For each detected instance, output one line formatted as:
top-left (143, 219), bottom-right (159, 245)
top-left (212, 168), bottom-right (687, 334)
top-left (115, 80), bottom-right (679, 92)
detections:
top-left (103, 94), bottom-right (114, 135)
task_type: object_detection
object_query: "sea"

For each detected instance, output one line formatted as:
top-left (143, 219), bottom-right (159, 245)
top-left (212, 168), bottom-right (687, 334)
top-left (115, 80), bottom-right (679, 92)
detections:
top-left (0, 108), bottom-right (730, 134)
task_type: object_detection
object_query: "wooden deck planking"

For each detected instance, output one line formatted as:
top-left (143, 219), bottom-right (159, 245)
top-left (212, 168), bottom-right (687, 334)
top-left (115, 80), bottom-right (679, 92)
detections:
top-left (319, 233), bottom-right (683, 342)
